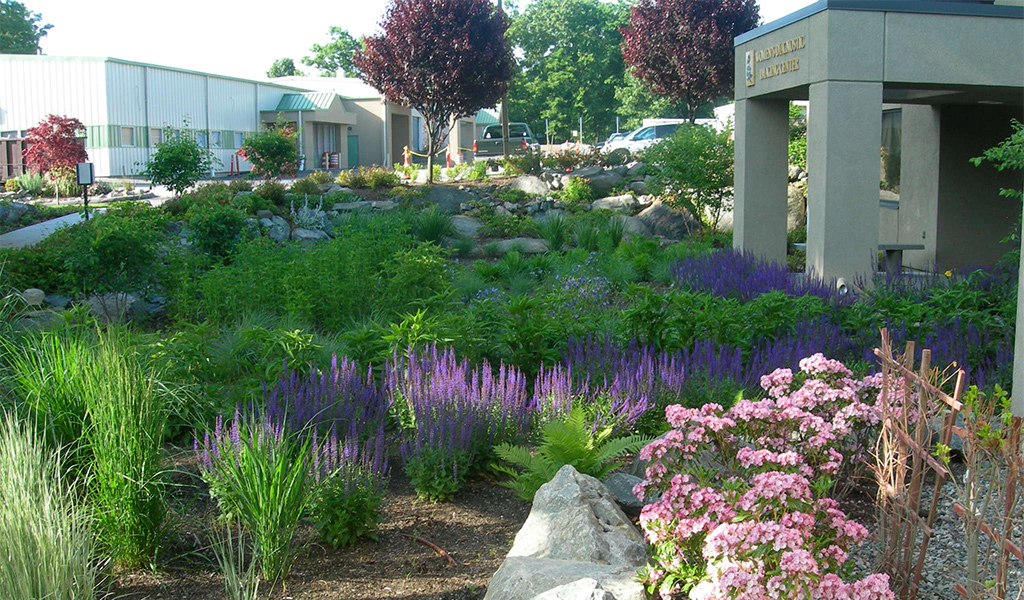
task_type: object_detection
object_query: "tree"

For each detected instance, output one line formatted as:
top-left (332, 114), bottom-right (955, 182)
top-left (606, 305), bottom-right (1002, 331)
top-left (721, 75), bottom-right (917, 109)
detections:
top-left (237, 122), bottom-right (300, 180)
top-left (144, 123), bottom-right (216, 196)
top-left (621, 0), bottom-right (759, 123)
top-left (357, 0), bottom-right (513, 183)
top-left (0, 1), bottom-right (51, 54)
top-left (303, 27), bottom-right (362, 78)
top-left (509, 0), bottom-right (627, 142)
top-left (267, 58), bottom-right (303, 78)
top-left (24, 115), bottom-right (88, 176)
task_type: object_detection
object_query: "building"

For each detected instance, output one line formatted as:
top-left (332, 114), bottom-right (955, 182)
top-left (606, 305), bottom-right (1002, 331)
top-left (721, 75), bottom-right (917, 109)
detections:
top-left (731, 0), bottom-right (1023, 281)
top-left (0, 55), bottom-right (472, 178)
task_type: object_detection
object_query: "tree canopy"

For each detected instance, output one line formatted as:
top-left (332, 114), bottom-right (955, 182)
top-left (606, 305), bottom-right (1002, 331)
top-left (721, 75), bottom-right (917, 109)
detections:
top-left (24, 115), bottom-right (88, 175)
top-left (508, 0), bottom-right (627, 143)
top-left (267, 58), bottom-right (304, 78)
top-left (621, 0), bottom-right (759, 123)
top-left (357, 0), bottom-right (513, 183)
top-left (145, 123), bottom-right (216, 196)
top-left (0, 1), bottom-right (51, 54)
top-left (303, 27), bottom-right (362, 77)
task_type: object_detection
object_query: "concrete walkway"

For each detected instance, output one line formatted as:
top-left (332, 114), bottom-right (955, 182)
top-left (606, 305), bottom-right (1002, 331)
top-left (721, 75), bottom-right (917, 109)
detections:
top-left (0, 210), bottom-right (101, 249)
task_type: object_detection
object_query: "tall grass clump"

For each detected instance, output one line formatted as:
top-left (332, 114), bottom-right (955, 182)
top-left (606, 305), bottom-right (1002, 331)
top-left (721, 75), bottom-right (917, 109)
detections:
top-left (537, 214), bottom-right (571, 252)
top-left (0, 414), bottom-right (98, 600)
top-left (0, 263), bottom-right (24, 335)
top-left (83, 330), bottom-right (166, 569)
top-left (415, 205), bottom-right (455, 244)
top-left (199, 413), bottom-right (310, 583)
top-left (211, 524), bottom-right (260, 600)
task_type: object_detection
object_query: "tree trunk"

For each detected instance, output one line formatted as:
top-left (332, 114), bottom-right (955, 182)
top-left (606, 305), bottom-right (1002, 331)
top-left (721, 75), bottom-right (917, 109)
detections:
top-left (426, 128), bottom-right (435, 184)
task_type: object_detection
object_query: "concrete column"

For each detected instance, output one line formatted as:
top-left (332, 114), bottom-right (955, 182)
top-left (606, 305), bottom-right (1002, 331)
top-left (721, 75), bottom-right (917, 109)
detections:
top-left (806, 81), bottom-right (883, 282)
top-left (732, 98), bottom-right (789, 265)
top-left (897, 105), bottom-right (941, 270)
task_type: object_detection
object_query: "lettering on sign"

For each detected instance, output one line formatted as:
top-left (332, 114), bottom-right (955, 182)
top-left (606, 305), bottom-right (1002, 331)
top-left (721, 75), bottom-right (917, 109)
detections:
top-left (747, 35), bottom-right (806, 85)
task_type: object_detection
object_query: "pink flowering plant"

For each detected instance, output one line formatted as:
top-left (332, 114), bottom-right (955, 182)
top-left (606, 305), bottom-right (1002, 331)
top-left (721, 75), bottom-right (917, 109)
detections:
top-left (635, 353), bottom-right (895, 599)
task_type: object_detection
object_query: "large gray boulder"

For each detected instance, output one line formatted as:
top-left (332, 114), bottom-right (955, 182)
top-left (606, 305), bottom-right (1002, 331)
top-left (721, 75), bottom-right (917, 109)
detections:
top-left (586, 171), bottom-right (624, 196)
top-left (3, 202), bottom-right (33, 223)
top-left (569, 166), bottom-right (603, 179)
top-left (787, 183), bottom-right (806, 232)
top-left (508, 175), bottom-right (550, 196)
top-left (601, 473), bottom-right (644, 514)
top-left (85, 292), bottom-right (138, 323)
top-left (21, 288), bottom-right (45, 307)
top-left (591, 194), bottom-right (636, 212)
top-left (290, 228), bottom-right (329, 243)
top-left (637, 200), bottom-right (699, 240)
top-left (484, 466), bottom-right (646, 600)
top-left (531, 578), bottom-right (617, 600)
top-left (611, 215), bottom-right (652, 238)
top-left (333, 201), bottom-right (372, 212)
top-left (451, 215), bottom-right (484, 238)
top-left (422, 185), bottom-right (476, 214)
top-left (625, 162), bottom-right (647, 177)
top-left (267, 216), bottom-right (291, 242)
top-left (496, 238), bottom-right (549, 255)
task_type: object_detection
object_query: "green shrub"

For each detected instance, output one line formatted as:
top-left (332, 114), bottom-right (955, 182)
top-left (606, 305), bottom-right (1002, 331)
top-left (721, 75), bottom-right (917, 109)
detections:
top-left (308, 463), bottom-right (388, 548)
top-left (502, 150), bottom-right (541, 175)
top-left (187, 203), bottom-right (247, 257)
top-left (405, 446), bottom-right (471, 502)
top-left (492, 188), bottom-right (534, 205)
top-left (336, 168), bottom-right (367, 188)
top-left (337, 166), bottom-right (399, 189)
top-left (254, 179), bottom-right (287, 205)
top-left (494, 407), bottom-right (651, 501)
top-left (393, 163), bottom-right (418, 181)
top-left (4, 178), bottom-right (19, 192)
top-left (431, 164), bottom-right (442, 183)
top-left (289, 177), bottom-right (320, 196)
top-left (0, 415), bottom-right (98, 600)
top-left (642, 124), bottom-right (734, 230)
top-left (382, 243), bottom-right (455, 314)
top-left (467, 161), bottom-right (489, 181)
top-left (61, 203), bottom-right (165, 294)
top-left (90, 180), bottom-right (113, 195)
top-left (307, 170), bottom-right (333, 185)
top-left (144, 123), bottom-right (216, 196)
top-left (82, 330), bottom-right (166, 568)
top-left (556, 177), bottom-right (594, 207)
top-left (788, 136), bottom-right (807, 170)
top-left (228, 178), bottom-right (253, 194)
top-left (414, 205), bottom-right (454, 244)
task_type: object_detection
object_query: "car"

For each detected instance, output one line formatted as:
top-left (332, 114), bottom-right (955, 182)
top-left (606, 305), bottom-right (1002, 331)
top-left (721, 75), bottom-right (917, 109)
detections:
top-left (596, 132), bottom-right (626, 150)
top-left (473, 123), bottom-right (541, 157)
top-left (602, 123), bottom-right (681, 156)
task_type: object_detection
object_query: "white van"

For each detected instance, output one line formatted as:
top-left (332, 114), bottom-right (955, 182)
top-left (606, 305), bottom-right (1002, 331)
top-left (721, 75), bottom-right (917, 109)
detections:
top-left (603, 123), bottom-right (682, 155)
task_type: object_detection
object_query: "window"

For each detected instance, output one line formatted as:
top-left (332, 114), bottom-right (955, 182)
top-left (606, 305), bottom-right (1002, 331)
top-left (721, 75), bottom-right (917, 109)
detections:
top-left (149, 128), bottom-right (163, 146)
top-left (120, 127), bottom-right (135, 147)
top-left (195, 131), bottom-right (208, 148)
top-left (484, 125), bottom-right (501, 139)
top-left (633, 127), bottom-right (656, 141)
top-left (234, 132), bottom-right (244, 148)
top-left (211, 131), bottom-right (222, 148)
top-left (655, 124), bottom-right (679, 138)
top-left (509, 124), bottom-right (528, 138)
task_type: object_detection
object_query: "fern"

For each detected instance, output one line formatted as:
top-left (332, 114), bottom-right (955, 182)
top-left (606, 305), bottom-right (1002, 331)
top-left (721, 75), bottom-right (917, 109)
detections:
top-left (494, 407), bottom-right (652, 501)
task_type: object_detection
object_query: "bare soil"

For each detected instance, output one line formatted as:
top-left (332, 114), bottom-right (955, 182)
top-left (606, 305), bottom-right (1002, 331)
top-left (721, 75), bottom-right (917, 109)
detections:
top-left (112, 447), bottom-right (531, 600)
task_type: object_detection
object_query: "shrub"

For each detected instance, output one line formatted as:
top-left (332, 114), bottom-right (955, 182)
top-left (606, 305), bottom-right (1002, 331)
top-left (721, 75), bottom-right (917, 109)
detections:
top-left (16, 172), bottom-right (46, 195)
top-left (393, 162), bottom-right (418, 181)
top-left (199, 413), bottom-right (310, 582)
top-left (228, 178), bottom-right (254, 194)
top-left (254, 179), bottom-right (287, 205)
top-left (238, 123), bottom-right (300, 179)
top-left (308, 431), bottom-right (390, 548)
top-left (307, 170), bottom-right (333, 185)
top-left (337, 166), bottom-right (400, 189)
top-left (0, 415), bottom-right (98, 600)
top-left (289, 177), bottom-right (321, 196)
top-left (336, 168), bottom-right (367, 188)
top-left (4, 178), bottom-right (19, 192)
top-left (82, 330), bottom-right (166, 568)
top-left (541, 147), bottom-right (602, 172)
top-left (642, 123), bottom-right (734, 230)
top-left (556, 176), bottom-right (594, 207)
top-left (91, 179), bottom-right (113, 195)
top-left (24, 115), bottom-right (89, 179)
top-left (467, 160), bottom-right (489, 181)
top-left (414, 205), bottom-right (455, 244)
top-left (382, 242), bottom-right (456, 314)
top-left (144, 123), bottom-right (216, 196)
top-left (635, 355), bottom-right (893, 599)
top-left (502, 150), bottom-right (541, 175)
top-left (61, 202), bottom-right (165, 294)
top-left (537, 214), bottom-right (571, 252)
top-left (289, 196), bottom-right (326, 231)
top-left (187, 203), bottom-right (247, 257)
top-left (495, 407), bottom-right (650, 501)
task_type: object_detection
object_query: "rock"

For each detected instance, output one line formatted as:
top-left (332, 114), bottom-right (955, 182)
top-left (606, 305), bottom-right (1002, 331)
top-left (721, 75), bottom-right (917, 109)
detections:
top-left (788, 183), bottom-right (807, 232)
top-left (508, 175), bottom-right (550, 196)
top-left (495, 206), bottom-right (513, 217)
top-left (165, 220), bottom-right (185, 235)
top-left (290, 228), bottom-right (330, 243)
top-left (0, 204), bottom-right (7, 222)
top-left (569, 166), bottom-right (603, 179)
top-left (452, 215), bottom-right (484, 238)
top-left (508, 465), bottom-right (646, 566)
top-left (334, 201), bottom-right (372, 212)
top-left (487, 559), bottom-right (643, 600)
top-left (611, 215), bottom-right (652, 238)
top-left (21, 288), bottom-right (45, 307)
top-left (880, 189), bottom-right (900, 203)
top-left (370, 200), bottom-right (397, 211)
top-left (496, 238), bottom-right (549, 255)
top-left (534, 209), bottom-right (565, 224)
top-left (601, 473), bottom-right (644, 513)
top-left (591, 194), bottom-right (636, 212)
top-left (503, 202), bottom-right (519, 212)
top-left (628, 181), bottom-right (649, 195)
top-left (267, 216), bottom-right (291, 242)
top-left (788, 164), bottom-right (805, 182)
top-left (3, 202), bottom-right (31, 223)
top-left (637, 201), bottom-right (699, 240)
top-left (317, 183), bottom-right (334, 193)
top-left (625, 162), bottom-right (647, 177)
top-left (422, 185), bottom-right (476, 214)
top-left (85, 292), bottom-right (138, 323)
top-left (526, 200), bottom-right (542, 214)
top-left (531, 577), bottom-right (619, 600)
top-left (258, 218), bottom-right (274, 228)
top-left (255, 209), bottom-right (274, 220)
top-left (610, 164), bottom-right (628, 177)
top-left (44, 294), bottom-right (72, 309)
top-left (586, 171), bottom-right (624, 196)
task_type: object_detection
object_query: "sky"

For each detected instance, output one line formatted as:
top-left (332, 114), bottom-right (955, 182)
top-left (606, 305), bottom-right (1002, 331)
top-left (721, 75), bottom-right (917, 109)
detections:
top-left (31, 0), bottom-right (816, 81)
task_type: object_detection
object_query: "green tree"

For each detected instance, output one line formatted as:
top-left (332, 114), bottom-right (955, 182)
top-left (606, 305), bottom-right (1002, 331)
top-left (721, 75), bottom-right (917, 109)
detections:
top-left (614, 72), bottom-right (689, 130)
top-left (0, 1), bottom-right (51, 54)
top-left (144, 124), bottom-right (216, 196)
top-left (237, 122), bottom-right (300, 180)
top-left (266, 58), bottom-right (303, 78)
top-left (642, 123), bottom-right (734, 230)
top-left (303, 27), bottom-right (362, 77)
top-left (509, 0), bottom-right (628, 143)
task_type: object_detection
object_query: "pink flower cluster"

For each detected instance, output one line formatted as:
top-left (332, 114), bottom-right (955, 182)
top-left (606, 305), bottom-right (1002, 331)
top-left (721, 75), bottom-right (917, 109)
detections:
top-left (636, 354), bottom-right (895, 600)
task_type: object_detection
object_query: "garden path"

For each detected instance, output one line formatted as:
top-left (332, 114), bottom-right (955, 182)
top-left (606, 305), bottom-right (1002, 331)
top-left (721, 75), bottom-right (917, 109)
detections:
top-left (0, 211), bottom-right (95, 249)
